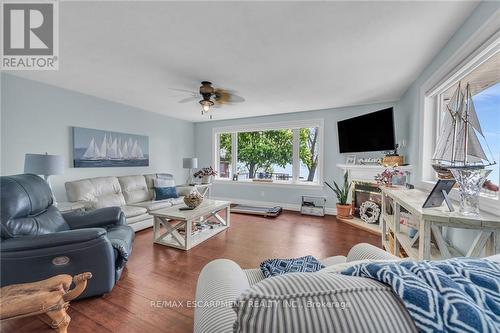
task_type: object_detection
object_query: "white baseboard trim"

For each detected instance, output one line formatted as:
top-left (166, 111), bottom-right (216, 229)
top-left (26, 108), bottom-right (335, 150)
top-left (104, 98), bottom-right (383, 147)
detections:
top-left (213, 196), bottom-right (337, 216)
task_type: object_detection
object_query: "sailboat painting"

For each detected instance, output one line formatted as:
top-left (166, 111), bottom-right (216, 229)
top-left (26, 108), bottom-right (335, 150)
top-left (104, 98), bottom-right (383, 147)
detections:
top-left (73, 127), bottom-right (149, 168)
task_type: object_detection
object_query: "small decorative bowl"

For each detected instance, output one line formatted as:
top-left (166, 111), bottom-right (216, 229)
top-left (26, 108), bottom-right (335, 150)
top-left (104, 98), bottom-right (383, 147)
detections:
top-left (183, 191), bottom-right (203, 208)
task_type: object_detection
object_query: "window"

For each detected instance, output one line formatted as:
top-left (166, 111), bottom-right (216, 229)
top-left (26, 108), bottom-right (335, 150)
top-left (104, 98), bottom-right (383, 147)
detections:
top-left (218, 133), bottom-right (232, 179)
top-left (299, 127), bottom-right (320, 183)
top-left (423, 44), bottom-right (499, 202)
top-left (214, 120), bottom-right (323, 185)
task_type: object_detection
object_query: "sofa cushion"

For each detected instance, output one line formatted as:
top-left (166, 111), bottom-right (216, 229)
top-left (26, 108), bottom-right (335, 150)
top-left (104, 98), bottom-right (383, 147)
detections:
top-left (121, 205), bottom-right (148, 218)
top-left (118, 175), bottom-right (151, 204)
top-left (129, 200), bottom-right (173, 212)
top-left (65, 177), bottom-right (125, 209)
top-left (154, 187), bottom-right (178, 200)
top-left (126, 214), bottom-right (152, 225)
top-left (154, 178), bottom-right (176, 188)
top-left (244, 255), bottom-right (348, 287)
top-left (234, 272), bottom-right (417, 333)
top-left (144, 173), bottom-right (175, 199)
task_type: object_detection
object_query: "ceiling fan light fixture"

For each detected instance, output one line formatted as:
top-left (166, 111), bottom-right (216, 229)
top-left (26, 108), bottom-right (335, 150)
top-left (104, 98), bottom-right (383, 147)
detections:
top-left (199, 99), bottom-right (214, 113)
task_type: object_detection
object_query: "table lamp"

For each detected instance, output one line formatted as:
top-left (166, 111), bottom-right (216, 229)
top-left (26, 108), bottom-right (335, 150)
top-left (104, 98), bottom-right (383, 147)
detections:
top-left (183, 157), bottom-right (198, 185)
top-left (24, 153), bottom-right (64, 204)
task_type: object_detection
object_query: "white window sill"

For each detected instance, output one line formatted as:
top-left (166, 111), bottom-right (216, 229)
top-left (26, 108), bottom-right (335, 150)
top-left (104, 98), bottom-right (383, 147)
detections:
top-left (213, 178), bottom-right (324, 189)
top-left (417, 180), bottom-right (500, 216)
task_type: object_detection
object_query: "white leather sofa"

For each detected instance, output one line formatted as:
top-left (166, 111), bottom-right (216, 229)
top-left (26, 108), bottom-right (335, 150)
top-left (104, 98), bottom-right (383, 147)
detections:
top-left (65, 173), bottom-right (189, 231)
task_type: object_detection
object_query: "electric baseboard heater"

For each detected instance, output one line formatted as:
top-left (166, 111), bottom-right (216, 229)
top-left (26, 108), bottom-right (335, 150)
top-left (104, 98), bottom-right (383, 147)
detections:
top-left (231, 205), bottom-right (283, 217)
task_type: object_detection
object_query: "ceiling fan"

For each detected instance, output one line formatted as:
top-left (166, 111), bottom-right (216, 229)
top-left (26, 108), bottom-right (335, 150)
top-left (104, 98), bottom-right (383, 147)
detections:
top-left (172, 81), bottom-right (245, 118)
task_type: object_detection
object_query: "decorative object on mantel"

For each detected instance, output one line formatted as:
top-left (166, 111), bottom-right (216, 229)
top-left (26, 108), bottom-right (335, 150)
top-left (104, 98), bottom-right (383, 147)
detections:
top-left (194, 166), bottom-right (217, 184)
top-left (183, 157), bottom-right (198, 185)
top-left (73, 127), bottom-right (149, 168)
top-left (345, 155), bottom-right (356, 165)
top-left (358, 157), bottom-right (382, 165)
top-left (0, 272), bottom-right (92, 333)
top-left (432, 82), bottom-right (496, 215)
top-left (325, 171), bottom-right (352, 219)
top-left (382, 155), bottom-right (404, 167)
top-left (24, 153), bottom-right (64, 205)
top-left (183, 189), bottom-right (204, 208)
top-left (359, 201), bottom-right (380, 224)
top-left (382, 143), bottom-right (405, 166)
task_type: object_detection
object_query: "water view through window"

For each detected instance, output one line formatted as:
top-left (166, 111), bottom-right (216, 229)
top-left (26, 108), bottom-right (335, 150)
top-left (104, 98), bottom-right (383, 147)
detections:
top-left (473, 81), bottom-right (500, 188)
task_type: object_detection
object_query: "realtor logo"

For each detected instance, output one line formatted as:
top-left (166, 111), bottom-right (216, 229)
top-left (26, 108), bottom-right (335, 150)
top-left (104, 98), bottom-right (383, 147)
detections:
top-left (1, 1), bottom-right (59, 70)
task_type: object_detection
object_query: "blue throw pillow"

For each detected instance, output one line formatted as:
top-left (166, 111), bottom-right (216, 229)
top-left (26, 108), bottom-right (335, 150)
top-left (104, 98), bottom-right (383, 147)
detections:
top-left (155, 187), bottom-right (178, 200)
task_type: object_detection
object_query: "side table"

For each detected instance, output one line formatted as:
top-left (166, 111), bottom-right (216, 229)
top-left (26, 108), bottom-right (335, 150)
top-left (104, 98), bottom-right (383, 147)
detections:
top-left (0, 272), bottom-right (92, 333)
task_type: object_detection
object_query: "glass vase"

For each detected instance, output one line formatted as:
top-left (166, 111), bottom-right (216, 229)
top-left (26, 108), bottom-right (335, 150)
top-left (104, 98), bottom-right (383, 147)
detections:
top-left (449, 168), bottom-right (491, 216)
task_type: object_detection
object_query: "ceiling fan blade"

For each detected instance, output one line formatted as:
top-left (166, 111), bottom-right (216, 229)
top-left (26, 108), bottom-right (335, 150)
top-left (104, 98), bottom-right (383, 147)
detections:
top-left (214, 89), bottom-right (245, 104)
top-left (227, 94), bottom-right (245, 103)
top-left (178, 96), bottom-right (198, 103)
top-left (169, 88), bottom-right (198, 94)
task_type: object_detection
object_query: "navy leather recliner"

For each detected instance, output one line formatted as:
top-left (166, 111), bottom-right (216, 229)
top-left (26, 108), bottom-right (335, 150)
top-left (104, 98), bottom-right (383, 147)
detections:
top-left (0, 174), bottom-right (134, 298)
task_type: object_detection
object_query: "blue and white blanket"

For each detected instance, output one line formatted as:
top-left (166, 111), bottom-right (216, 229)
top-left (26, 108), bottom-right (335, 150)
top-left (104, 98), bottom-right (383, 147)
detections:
top-left (342, 258), bottom-right (500, 333)
top-left (260, 255), bottom-right (324, 278)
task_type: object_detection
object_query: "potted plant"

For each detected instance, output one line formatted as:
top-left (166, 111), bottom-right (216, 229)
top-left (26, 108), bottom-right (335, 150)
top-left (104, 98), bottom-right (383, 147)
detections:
top-left (193, 166), bottom-right (217, 184)
top-left (325, 171), bottom-right (352, 219)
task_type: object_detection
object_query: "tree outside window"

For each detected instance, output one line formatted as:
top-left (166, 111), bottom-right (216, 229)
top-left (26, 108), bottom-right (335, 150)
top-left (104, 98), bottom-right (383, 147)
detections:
top-left (217, 125), bottom-right (320, 182)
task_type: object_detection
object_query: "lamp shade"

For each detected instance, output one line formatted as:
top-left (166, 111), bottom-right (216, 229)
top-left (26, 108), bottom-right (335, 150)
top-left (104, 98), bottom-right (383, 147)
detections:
top-left (182, 157), bottom-right (198, 169)
top-left (24, 153), bottom-right (64, 176)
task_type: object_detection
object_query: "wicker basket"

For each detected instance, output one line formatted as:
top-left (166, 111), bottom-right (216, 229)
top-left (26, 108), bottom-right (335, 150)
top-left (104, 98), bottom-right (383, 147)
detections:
top-left (184, 191), bottom-right (203, 208)
top-left (382, 155), bottom-right (404, 167)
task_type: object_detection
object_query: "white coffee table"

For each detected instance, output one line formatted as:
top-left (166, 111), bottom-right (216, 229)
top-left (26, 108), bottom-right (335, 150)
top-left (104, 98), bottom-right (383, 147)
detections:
top-left (151, 200), bottom-right (231, 250)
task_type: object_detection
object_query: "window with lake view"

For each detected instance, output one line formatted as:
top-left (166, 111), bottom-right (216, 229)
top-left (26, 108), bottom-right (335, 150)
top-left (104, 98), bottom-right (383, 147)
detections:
top-left (214, 121), bottom-right (322, 185)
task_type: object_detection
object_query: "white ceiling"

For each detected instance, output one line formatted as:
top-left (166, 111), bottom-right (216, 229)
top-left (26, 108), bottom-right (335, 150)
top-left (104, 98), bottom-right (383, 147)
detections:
top-left (10, 1), bottom-right (479, 122)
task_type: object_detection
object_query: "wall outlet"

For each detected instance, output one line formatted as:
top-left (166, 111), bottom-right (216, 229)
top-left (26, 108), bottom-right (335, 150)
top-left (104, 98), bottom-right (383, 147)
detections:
top-left (260, 191), bottom-right (265, 197)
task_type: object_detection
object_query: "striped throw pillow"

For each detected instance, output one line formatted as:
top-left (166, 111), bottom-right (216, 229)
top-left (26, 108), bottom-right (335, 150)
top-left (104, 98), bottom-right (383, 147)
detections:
top-left (233, 272), bottom-right (417, 333)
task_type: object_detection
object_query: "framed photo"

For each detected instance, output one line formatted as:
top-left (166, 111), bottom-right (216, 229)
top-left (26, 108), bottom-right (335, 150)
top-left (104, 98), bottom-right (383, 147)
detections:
top-left (345, 155), bottom-right (356, 165)
top-left (422, 179), bottom-right (456, 210)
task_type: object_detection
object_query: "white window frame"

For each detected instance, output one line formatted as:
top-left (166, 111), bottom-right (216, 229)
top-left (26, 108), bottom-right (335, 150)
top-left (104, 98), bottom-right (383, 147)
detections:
top-left (419, 31), bottom-right (500, 215)
top-left (212, 119), bottom-right (324, 188)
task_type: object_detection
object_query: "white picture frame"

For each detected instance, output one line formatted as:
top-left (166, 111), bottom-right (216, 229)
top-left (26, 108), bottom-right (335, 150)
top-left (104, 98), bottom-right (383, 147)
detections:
top-left (345, 155), bottom-right (356, 165)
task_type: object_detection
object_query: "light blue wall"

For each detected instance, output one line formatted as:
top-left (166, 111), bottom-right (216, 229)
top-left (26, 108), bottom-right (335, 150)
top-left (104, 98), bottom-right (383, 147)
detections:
top-left (194, 102), bottom-right (407, 210)
top-left (1, 74), bottom-right (195, 201)
top-left (398, 1), bottom-right (500, 254)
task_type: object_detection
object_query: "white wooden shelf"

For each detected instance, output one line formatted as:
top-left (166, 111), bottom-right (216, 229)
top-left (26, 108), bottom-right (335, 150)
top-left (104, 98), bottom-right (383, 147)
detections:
top-left (380, 187), bottom-right (499, 260)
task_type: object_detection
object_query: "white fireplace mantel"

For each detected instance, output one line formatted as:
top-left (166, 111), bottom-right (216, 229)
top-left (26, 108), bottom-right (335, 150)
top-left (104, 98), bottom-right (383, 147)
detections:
top-left (336, 163), bottom-right (414, 183)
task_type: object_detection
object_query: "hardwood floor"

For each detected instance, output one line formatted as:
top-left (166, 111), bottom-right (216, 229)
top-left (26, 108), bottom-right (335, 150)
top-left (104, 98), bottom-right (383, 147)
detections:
top-left (1, 211), bottom-right (381, 333)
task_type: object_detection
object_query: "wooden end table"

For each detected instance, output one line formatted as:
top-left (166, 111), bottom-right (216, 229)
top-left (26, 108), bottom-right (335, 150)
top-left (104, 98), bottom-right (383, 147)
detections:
top-left (151, 199), bottom-right (230, 250)
top-left (0, 272), bottom-right (92, 333)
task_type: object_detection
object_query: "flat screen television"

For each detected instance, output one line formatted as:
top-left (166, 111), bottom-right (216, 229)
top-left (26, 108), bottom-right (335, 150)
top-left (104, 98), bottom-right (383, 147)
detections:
top-left (337, 107), bottom-right (395, 153)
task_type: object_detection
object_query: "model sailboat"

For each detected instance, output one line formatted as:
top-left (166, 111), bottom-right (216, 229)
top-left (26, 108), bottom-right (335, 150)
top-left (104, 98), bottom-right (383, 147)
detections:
top-left (432, 82), bottom-right (496, 215)
top-left (433, 82), bottom-right (495, 172)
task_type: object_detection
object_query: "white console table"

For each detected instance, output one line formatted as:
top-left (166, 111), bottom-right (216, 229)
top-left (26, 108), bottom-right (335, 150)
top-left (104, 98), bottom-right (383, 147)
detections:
top-left (381, 186), bottom-right (500, 260)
